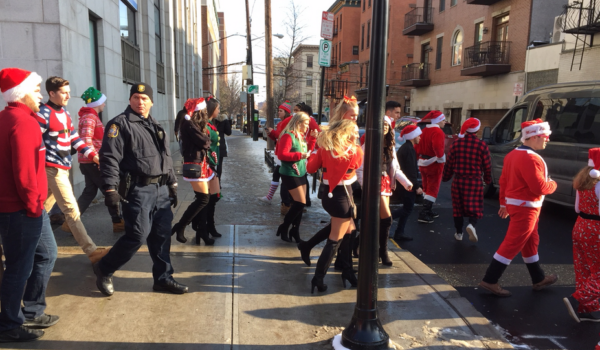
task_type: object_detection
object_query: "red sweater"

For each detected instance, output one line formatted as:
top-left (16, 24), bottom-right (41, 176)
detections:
top-left (78, 107), bottom-right (104, 164)
top-left (277, 132), bottom-right (316, 162)
top-left (307, 146), bottom-right (363, 186)
top-left (0, 103), bottom-right (47, 217)
top-left (499, 146), bottom-right (557, 207)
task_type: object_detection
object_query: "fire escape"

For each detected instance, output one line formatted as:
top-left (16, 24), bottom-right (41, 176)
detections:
top-left (563, 0), bottom-right (600, 71)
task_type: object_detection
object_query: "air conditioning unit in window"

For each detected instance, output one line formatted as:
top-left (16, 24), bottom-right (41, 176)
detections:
top-left (404, 106), bottom-right (410, 114)
top-left (552, 15), bottom-right (565, 43)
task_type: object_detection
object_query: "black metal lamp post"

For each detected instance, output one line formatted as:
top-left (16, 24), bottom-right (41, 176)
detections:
top-left (340, 0), bottom-right (392, 349)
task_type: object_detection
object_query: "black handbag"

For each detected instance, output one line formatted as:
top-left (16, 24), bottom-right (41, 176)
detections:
top-left (182, 163), bottom-right (202, 178)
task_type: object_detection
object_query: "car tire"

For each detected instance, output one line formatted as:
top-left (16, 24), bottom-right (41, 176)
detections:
top-left (484, 182), bottom-right (496, 198)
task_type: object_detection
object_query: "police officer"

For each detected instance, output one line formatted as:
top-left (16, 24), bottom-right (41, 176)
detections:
top-left (92, 83), bottom-right (187, 296)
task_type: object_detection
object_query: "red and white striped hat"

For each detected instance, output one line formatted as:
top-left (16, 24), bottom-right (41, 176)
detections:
top-left (520, 118), bottom-right (551, 143)
top-left (400, 124), bottom-right (422, 141)
top-left (458, 118), bottom-right (481, 138)
top-left (421, 110), bottom-right (445, 124)
top-left (0, 68), bottom-right (42, 103)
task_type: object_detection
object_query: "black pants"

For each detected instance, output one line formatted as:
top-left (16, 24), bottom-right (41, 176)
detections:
top-left (454, 217), bottom-right (478, 233)
top-left (78, 163), bottom-right (121, 223)
top-left (97, 184), bottom-right (174, 283)
top-left (217, 156), bottom-right (225, 180)
top-left (395, 187), bottom-right (416, 235)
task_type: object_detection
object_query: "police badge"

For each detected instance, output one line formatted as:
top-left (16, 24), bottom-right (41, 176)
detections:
top-left (108, 124), bottom-right (119, 138)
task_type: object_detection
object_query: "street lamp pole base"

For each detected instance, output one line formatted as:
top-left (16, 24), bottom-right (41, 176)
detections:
top-left (333, 334), bottom-right (396, 350)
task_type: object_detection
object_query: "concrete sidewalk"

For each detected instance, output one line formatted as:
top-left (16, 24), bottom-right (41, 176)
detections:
top-left (4, 130), bottom-right (513, 349)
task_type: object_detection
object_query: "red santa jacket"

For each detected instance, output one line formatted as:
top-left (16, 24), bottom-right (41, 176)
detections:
top-left (499, 146), bottom-right (557, 208)
top-left (307, 146), bottom-right (363, 187)
top-left (415, 124), bottom-right (445, 166)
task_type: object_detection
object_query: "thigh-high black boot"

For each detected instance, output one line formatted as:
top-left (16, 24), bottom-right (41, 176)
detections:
top-left (297, 223), bottom-right (331, 266)
top-left (379, 217), bottom-right (393, 266)
top-left (171, 192), bottom-right (210, 243)
top-left (206, 194), bottom-right (222, 237)
top-left (277, 200), bottom-right (305, 242)
top-left (311, 239), bottom-right (340, 293)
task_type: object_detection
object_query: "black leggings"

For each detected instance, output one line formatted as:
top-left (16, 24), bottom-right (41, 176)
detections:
top-left (454, 217), bottom-right (478, 233)
top-left (272, 166), bottom-right (281, 182)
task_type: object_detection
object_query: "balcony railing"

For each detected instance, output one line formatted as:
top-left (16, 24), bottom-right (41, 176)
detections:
top-left (563, 3), bottom-right (600, 35)
top-left (461, 41), bottom-right (511, 76)
top-left (400, 63), bottom-right (430, 87)
top-left (466, 0), bottom-right (502, 5)
top-left (403, 7), bottom-right (434, 36)
top-left (333, 28), bottom-right (338, 37)
top-left (324, 80), bottom-right (348, 100)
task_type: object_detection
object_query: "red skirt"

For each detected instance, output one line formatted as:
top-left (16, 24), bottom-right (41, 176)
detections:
top-left (381, 174), bottom-right (392, 196)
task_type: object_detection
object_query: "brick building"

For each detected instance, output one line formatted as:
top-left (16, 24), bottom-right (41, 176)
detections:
top-left (218, 12), bottom-right (228, 75)
top-left (201, 0), bottom-right (221, 97)
top-left (403, 0), bottom-right (567, 134)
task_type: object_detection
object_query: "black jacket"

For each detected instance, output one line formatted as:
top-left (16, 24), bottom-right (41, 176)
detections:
top-left (99, 106), bottom-right (176, 189)
top-left (397, 141), bottom-right (420, 192)
top-left (215, 118), bottom-right (232, 157)
top-left (180, 119), bottom-right (211, 163)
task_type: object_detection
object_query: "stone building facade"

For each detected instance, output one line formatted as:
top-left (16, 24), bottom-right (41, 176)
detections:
top-left (290, 44), bottom-right (321, 112)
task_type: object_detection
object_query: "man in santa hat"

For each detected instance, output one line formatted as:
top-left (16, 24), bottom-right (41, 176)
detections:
top-left (415, 110), bottom-right (447, 223)
top-left (442, 118), bottom-right (491, 242)
top-left (393, 124), bottom-right (423, 241)
top-left (479, 118), bottom-right (558, 297)
top-left (0, 68), bottom-right (59, 342)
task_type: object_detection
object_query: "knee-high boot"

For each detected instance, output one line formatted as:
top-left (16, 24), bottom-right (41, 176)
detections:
top-left (206, 194), bottom-right (222, 237)
top-left (277, 201), bottom-right (305, 242)
top-left (288, 210), bottom-right (304, 243)
top-left (297, 223), bottom-right (331, 266)
top-left (193, 206), bottom-right (214, 246)
top-left (338, 234), bottom-right (357, 287)
top-left (379, 217), bottom-right (393, 266)
top-left (171, 192), bottom-right (210, 243)
top-left (311, 239), bottom-right (340, 294)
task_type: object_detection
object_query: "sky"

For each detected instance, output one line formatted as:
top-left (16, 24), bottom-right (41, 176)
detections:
top-left (221, 0), bottom-right (328, 102)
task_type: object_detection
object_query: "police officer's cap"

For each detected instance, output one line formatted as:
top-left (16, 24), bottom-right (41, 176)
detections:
top-left (129, 83), bottom-right (153, 102)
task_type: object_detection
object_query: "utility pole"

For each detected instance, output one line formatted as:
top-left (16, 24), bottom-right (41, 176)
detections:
top-left (245, 0), bottom-right (253, 136)
top-left (317, 66), bottom-right (325, 125)
top-left (265, 0), bottom-right (274, 149)
top-left (339, 1), bottom-right (392, 349)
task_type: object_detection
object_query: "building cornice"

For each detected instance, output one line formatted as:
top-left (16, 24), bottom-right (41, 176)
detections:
top-left (328, 0), bottom-right (361, 14)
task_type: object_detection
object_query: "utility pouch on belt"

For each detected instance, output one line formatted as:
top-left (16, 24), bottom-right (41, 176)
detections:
top-left (182, 163), bottom-right (202, 178)
top-left (118, 172), bottom-right (132, 199)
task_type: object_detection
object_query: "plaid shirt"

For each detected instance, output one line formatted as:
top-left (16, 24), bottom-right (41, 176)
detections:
top-left (442, 133), bottom-right (492, 218)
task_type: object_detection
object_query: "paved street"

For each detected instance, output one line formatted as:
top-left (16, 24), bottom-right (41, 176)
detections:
top-left (395, 180), bottom-right (592, 350)
top-left (0, 129), bottom-right (516, 349)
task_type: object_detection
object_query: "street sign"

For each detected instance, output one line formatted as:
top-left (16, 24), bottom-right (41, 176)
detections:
top-left (325, 107), bottom-right (330, 112)
top-left (248, 85), bottom-right (259, 94)
top-left (319, 39), bottom-right (332, 67)
top-left (513, 82), bottom-right (524, 96)
top-left (321, 12), bottom-right (334, 40)
top-left (240, 91), bottom-right (247, 103)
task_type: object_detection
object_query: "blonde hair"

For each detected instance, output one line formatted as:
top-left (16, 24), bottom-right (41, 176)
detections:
top-left (280, 112), bottom-right (310, 138)
top-left (330, 99), bottom-right (358, 123)
top-left (316, 119), bottom-right (357, 160)
top-left (574, 166), bottom-right (599, 191)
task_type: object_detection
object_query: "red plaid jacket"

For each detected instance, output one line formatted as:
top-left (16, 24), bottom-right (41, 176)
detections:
top-left (442, 133), bottom-right (492, 184)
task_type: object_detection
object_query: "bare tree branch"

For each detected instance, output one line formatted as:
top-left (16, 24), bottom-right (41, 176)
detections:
top-left (218, 73), bottom-right (243, 117)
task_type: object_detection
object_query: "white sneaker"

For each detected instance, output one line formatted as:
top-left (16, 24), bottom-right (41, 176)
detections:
top-left (258, 196), bottom-right (272, 204)
top-left (466, 224), bottom-right (478, 242)
top-left (454, 233), bottom-right (463, 241)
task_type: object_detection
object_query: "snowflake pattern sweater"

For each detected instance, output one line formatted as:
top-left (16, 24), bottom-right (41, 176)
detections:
top-left (37, 102), bottom-right (97, 169)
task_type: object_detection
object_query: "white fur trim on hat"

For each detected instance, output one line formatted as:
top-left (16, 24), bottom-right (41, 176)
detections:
top-left (195, 100), bottom-right (207, 111)
top-left (402, 127), bottom-right (422, 141)
top-left (520, 121), bottom-right (551, 143)
top-left (590, 169), bottom-right (600, 179)
top-left (589, 159), bottom-right (595, 167)
top-left (384, 116), bottom-right (392, 125)
top-left (86, 94), bottom-right (107, 108)
top-left (430, 113), bottom-right (445, 124)
top-left (184, 114), bottom-right (191, 120)
top-left (1, 72), bottom-right (42, 103)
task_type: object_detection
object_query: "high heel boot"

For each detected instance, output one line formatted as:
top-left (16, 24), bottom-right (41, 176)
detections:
top-left (171, 192), bottom-right (210, 243)
top-left (277, 200), bottom-right (304, 242)
top-left (379, 217), bottom-right (393, 266)
top-left (297, 223), bottom-right (331, 266)
top-left (288, 209), bottom-right (304, 243)
top-left (194, 207), bottom-right (215, 245)
top-left (206, 194), bottom-right (222, 237)
top-left (338, 234), bottom-right (357, 287)
top-left (311, 239), bottom-right (340, 294)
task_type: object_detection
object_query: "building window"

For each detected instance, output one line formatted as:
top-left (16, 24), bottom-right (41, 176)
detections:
top-left (475, 22), bottom-right (484, 45)
top-left (451, 0), bottom-right (457, 6)
top-left (89, 15), bottom-right (100, 90)
top-left (173, 1), bottom-right (179, 98)
top-left (306, 93), bottom-right (313, 108)
top-left (307, 55), bottom-right (313, 68)
top-left (435, 36), bottom-right (443, 69)
top-left (366, 21), bottom-right (371, 49)
top-left (155, 2), bottom-right (165, 93)
top-left (452, 30), bottom-right (463, 66)
top-left (363, 0), bottom-right (365, 11)
top-left (353, 46), bottom-right (359, 55)
top-left (439, 0), bottom-right (445, 12)
top-left (361, 25), bottom-right (365, 51)
top-left (306, 73), bottom-right (313, 87)
top-left (340, 14), bottom-right (342, 29)
top-left (365, 62), bottom-right (369, 85)
top-left (369, 0), bottom-right (371, 7)
top-left (120, 0), bottom-right (140, 84)
top-left (359, 65), bottom-right (363, 87)
top-left (338, 42), bottom-right (342, 62)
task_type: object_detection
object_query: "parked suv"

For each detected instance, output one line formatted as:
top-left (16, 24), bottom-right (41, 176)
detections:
top-left (482, 81), bottom-right (600, 206)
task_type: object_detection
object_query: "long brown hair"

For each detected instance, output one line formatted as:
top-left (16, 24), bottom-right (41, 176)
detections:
top-left (191, 109), bottom-right (209, 131)
top-left (383, 121), bottom-right (395, 164)
top-left (574, 166), bottom-right (599, 191)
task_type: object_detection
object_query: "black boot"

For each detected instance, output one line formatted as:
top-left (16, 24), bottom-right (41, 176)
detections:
top-left (334, 235), bottom-right (349, 271)
top-left (338, 234), bottom-right (357, 287)
top-left (311, 239), bottom-right (340, 294)
top-left (172, 192), bottom-right (210, 244)
top-left (289, 208), bottom-right (305, 243)
top-left (297, 224), bottom-right (331, 266)
top-left (206, 194), bottom-right (222, 237)
top-left (277, 201), bottom-right (304, 242)
top-left (379, 217), bottom-right (393, 266)
top-left (194, 207), bottom-right (215, 245)
top-left (418, 200), bottom-right (434, 224)
top-left (352, 231), bottom-right (360, 257)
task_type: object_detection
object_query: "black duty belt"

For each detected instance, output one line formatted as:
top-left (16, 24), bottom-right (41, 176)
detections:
top-left (322, 168), bottom-right (353, 174)
top-left (419, 154), bottom-right (434, 159)
top-left (133, 174), bottom-right (167, 186)
top-left (579, 212), bottom-right (600, 221)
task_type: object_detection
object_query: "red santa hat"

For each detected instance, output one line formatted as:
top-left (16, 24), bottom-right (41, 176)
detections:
top-left (588, 148), bottom-right (600, 178)
top-left (0, 68), bottom-right (43, 103)
top-left (183, 98), bottom-right (207, 120)
top-left (384, 116), bottom-right (392, 126)
top-left (421, 110), bottom-right (445, 124)
top-left (458, 118), bottom-right (481, 138)
top-left (520, 118), bottom-right (551, 143)
top-left (400, 124), bottom-right (422, 141)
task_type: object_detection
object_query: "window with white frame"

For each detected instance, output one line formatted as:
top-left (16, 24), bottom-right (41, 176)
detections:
top-left (306, 73), bottom-right (313, 87)
top-left (451, 30), bottom-right (463, 66)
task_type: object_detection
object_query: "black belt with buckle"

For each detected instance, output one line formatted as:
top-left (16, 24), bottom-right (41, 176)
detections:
top-left (579, 212), bottom-right (600, 221)
top-left (322, 168), bottom-right (353, 174)
top-left (133, 174), bottom-right (167, 186)
top-left (419, 154), bottom-right (434, 159)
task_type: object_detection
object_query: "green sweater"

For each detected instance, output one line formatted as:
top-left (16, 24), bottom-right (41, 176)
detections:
top-left (207, 121), bottom-right (220, 166)
top-left (279, 131), bottom-right (307, 177)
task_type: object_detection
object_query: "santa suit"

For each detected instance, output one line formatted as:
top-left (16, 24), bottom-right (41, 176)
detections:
top-left (416, 124), bottom-right (446, 202)
top-left (495, 146), bottom-right (557, 264)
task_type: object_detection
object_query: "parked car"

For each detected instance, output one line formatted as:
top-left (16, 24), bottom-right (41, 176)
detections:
top-left (482, 80), bottom-right (600, 206)
top-left (262, 118), bottom-right (282, 140)
top-left (257, 118), bottom-right (267, 136)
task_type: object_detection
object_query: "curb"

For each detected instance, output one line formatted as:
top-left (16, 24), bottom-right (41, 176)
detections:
top-left (389, 239), bottom-right (514, 349)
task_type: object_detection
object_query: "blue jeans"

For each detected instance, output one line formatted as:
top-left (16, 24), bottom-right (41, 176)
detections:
top-left (0, 210), bottom-right (57, 331)
top-left (394, 188), bottom-right (416, 236)
top-left (97, 184), bottom-right (174, 283)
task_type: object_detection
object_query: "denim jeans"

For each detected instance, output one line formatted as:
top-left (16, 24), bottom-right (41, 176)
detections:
top-left (78, 163), bottom-right (121, 223)
top-left (394, 187), bottom-right (416, 236)
top-left (0, 210), bottom-right (57, 331)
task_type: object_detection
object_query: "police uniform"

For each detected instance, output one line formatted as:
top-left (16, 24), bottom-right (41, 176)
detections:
top-left (93, 83), bottom-right (187, 296)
